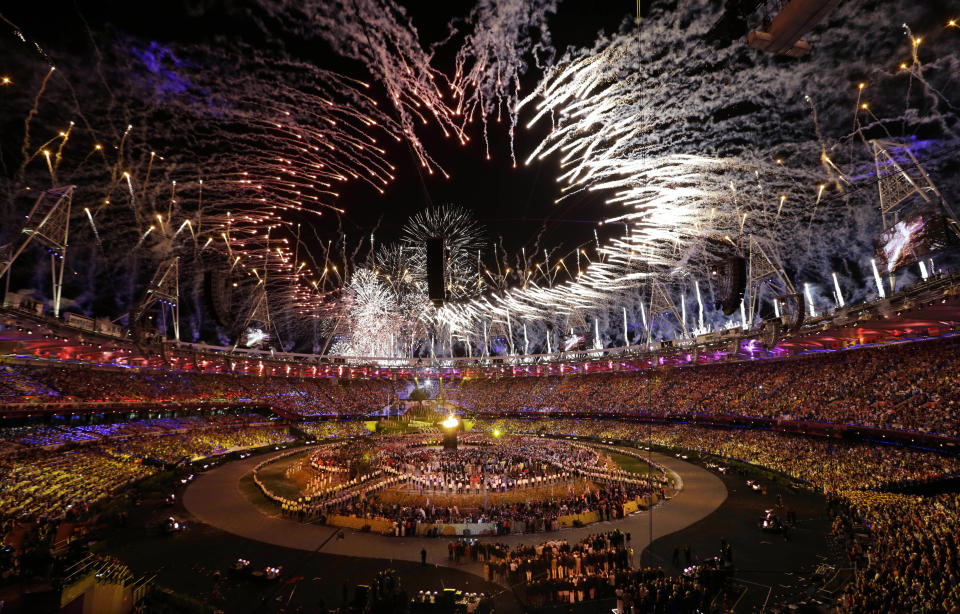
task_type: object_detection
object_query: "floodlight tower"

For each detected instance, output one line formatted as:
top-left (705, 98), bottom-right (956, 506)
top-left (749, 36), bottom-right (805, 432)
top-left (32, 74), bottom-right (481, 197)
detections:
top-left (235, 284), bottom-right (275, 347)
top-left (565, 308), bottom-right (588, 336)
top-left (0, 186), bottom-right (74, 317)
top-left (645, 279), bottom-right (687, 346)
top-left (232, 231), bottom-right (284, 351)
top-left (130, 257), bottom-right (181, 341)
top-left (744, 235), bottom-right (801, 331)
top-left (873, 140), bottom-right (956, 229)
top-left (872, 140), bottom-right (960, 289)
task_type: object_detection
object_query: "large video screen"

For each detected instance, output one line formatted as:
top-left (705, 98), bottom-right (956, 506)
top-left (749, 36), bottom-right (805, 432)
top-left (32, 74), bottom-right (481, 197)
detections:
top-left (874, 209), bottom-right (953, 273)
top-left (242, 327), bottom-right (269, 348)
top-left (563, 333), bottom-right (585, 352)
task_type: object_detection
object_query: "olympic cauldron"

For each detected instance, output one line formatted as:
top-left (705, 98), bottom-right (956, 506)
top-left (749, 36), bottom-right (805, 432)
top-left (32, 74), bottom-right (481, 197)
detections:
top-left (439, 414), bottom-right (461, 450)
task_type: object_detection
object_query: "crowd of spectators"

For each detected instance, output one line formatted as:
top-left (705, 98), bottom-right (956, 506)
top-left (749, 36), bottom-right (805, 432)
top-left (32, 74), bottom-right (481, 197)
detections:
top-left (0, 446), bottom-right (154, 522)
top-left (476, 419), bottom-right (960, 492)
top-left (456, 335), bottom-right (960, 436)
top-left (467, 418), bottom-right (960, 613)
top-left (0, 416), bottom-right (300, 523)
top-left (0, 365), bottom-right (60, 401)
top-left (2, 334), bottom-right (959, 611)
top-left (296, 420), bottom-right (371, 440)
top-left (102, 425), bottom-right (294, 465)
top-left (831, 491), bottom-right (960, 613)
top-left (0, 413), bottom-right (271, 450)
top-left (0, 364), bottom-right (397, 416)
top-left (4, 335), bottom-right (959, 435)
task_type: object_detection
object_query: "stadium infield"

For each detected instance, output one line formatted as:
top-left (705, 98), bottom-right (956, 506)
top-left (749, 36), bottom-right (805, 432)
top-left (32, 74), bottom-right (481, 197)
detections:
top-left (183, 445), bottom-right (726, 569)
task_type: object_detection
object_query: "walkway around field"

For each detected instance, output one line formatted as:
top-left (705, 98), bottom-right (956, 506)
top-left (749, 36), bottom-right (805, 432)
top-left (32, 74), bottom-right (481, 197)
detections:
top-left (183, 445), bottom-right (726, 579)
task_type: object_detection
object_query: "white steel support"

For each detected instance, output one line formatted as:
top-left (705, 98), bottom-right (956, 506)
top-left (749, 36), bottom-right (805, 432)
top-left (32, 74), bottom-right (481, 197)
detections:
top-left (746, 235), bottom-right (798, 330)
top-left (0, 186), bottom-right (74, 317)
top-left (646, 279), bottom-right (687, 345)
top-left (132, 257), bottom-right (180, 341)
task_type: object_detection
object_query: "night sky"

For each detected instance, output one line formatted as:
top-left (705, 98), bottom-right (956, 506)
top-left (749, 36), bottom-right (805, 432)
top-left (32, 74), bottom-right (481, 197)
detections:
top-left (1, 1), bottom-right (627, 254)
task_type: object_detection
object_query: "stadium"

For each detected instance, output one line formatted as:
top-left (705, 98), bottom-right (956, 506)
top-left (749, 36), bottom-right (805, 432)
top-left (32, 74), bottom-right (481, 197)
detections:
top-left (1, 1), bottom-right (960, 613)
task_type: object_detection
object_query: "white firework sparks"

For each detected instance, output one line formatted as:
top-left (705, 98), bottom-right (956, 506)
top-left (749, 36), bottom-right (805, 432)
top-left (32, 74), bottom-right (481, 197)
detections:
top-left (400, 204), bottom-right (486, 301)
top-left (337, 268), bottom-right (403, 357)
top-left (450, 0), bottom-right (559, 163)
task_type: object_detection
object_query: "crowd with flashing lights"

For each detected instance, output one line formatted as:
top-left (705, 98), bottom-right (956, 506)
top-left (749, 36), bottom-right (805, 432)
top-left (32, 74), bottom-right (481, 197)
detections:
top-left (0, 417), bottom-right (305, 589)
top-left (469, 418), bottom-right (960, 613)
top-left (0, 413), bottom-right (270, 451)
top-left (0, 416), bottom-right (302, 524)
top-left (1, 335), bottom-right (959, 610)
top-left (475, 419), bottom-right (960, 492)
top-left (0, 364), bottom-right (398, 416)
top-left (295, 420), bottom-right (371, 440)
top-left (0, 415), bottom-right (381, 589)
top-left (0, 447), bottom-right (155, 523)
top-left (453, 335), bottom-right (960, 436)
top-left (830, 491), bottom-right (960, 613)
top-left (101, 425), bottom-right (294, 465)
top-left (3, 335), bottom-right (960, 434)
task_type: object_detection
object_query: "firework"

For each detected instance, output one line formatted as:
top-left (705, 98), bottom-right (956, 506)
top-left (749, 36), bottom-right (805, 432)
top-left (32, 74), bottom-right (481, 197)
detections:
top-left (336, 268), bottom-right (402, 356)
top-left (450, 0), bottom-right (559, 163)
top-left (255, 0), bottom-right (467, 175)
top-left (400, 204), bottom-right (486, 301)
top-left (3, 1), bottom-right (960, 357)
